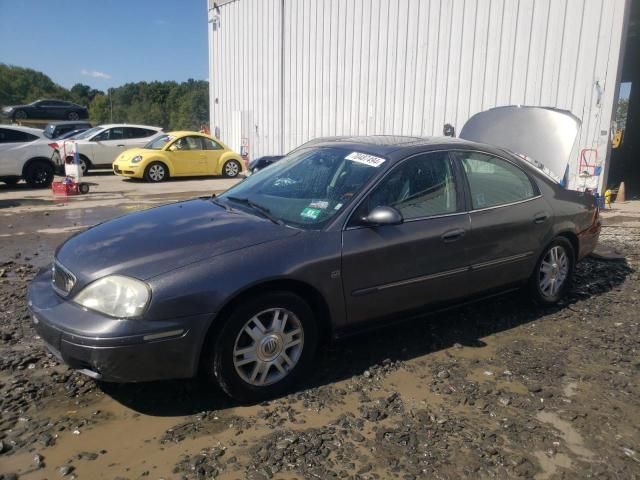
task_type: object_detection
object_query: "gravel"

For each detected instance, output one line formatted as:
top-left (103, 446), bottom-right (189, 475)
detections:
top-left (2, 230), bottom-right (639, 479)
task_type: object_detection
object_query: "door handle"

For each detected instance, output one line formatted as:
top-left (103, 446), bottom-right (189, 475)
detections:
top-left (116, 144), bottom-right (125, 147)
top-left (441, 228), bottom-right (466, 243)
top-left (533, 213), bottom-right (549, 224)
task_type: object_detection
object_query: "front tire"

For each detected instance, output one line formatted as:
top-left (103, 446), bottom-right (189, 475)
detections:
top-left (13, 109), bottom-right (27, 121)
top-left (204, 292), bottom-right (318, 403)
top-left (144, 162), bottom-right (168, 182)
top-left (67, 111), bottom-right (80, 120)
top-left (528, 237), bottom-right (575, 305)
top-left (222, 159), bottom-right (242, 178)
top-left (24, 161), bottom-right (54, 188)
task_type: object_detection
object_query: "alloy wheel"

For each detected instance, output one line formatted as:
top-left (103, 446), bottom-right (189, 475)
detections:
top-left (68, 112), bottom-right (79, 120)
top-left (232, 308), bottom-right (304, 386)
top-left (225, 161), bottom-right (240, 177)
top-left (539, 245), bottom-right (569, 298)
top-left (148, 164), bottom-right (166, 181)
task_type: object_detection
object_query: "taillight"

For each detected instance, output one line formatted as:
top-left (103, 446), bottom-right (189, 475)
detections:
top-left (48, 143), bottom-right (59, 150)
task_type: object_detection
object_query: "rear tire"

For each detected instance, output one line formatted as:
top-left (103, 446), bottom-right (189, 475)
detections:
top-left (24, 161), bottom-right (54, 188)
top-left (528, 237), bottom-right (575, 306)
top-left (144, 162), bottom-right (168, 182)
top-left (203, 291), bottom-right (318, 403)
top-left (222, 160), bottom-right (242, 178)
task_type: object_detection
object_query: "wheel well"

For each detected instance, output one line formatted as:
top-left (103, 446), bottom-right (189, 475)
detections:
top-left (556, 231), bottom-right (579, 261)
top-left (222, 157), bottom-right (242, 167)
top-left (22, 157), bottom-right (55, 177)
top-left (200, 279), bottom-right (333, 364)
top-left (146, 160), bottom-right (170, 176)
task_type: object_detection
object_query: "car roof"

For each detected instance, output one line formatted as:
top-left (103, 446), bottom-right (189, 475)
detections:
top-left (308, 135), bottom-right (491, 157)
top-left (166, 130), bottom-right (211, 137)
top-left (97, 124), bottom-right (162, 130)
top-left (0, 125), bottom-right (45, 137)
top-left (46, 121), bottom-right (92, 126)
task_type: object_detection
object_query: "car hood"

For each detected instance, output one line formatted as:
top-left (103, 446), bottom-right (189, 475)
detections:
top-left (55, 198), bottom-right (299, 282)
top-left (459, 106), bottom-right (581, 182)
top-left (115, 148), bottom-right (148, 162)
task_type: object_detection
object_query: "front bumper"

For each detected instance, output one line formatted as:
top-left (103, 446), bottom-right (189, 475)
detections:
top-left (112, 163), bottom-right (141, 177)
top-left (27, 267), bottom-right (212, 382)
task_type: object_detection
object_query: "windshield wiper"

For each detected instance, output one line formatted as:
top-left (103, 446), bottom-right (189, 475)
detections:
top-left (207, 193), bottom-right (231, 211)
top-left (226, 196), bottom-right (284, 225)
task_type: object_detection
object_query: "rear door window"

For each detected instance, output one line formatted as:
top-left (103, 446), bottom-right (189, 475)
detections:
top-left (0, 128), bottom-right (39, 143)
top-left (125, 127), bottom-right (157, 139)
top-left (453, 151), bottom-right (536, 209)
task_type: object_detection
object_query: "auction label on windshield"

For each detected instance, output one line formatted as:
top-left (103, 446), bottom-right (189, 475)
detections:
top-left (345, 152), bottom-right (386, 167)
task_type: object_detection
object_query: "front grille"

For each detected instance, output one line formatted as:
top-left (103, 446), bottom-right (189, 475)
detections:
top-left (52, 261), bottom-right (76, 296)
top-left (114, 166), bottom-right (122, 174)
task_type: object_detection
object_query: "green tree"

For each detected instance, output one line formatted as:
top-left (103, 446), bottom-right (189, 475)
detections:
top-left (89, 94), bottom-right (110, 124)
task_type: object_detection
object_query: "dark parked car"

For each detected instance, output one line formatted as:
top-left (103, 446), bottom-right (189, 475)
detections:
top-left (43, 121), bottom-right (92, 139)
top-left (2, 99), bottom-right (88, 121)
top-left (248, 137), bottom-right (348, 174)
top-left (248, 155), bottom-right (284, 174)
top-left (27, 108), bottom-right (600, 402)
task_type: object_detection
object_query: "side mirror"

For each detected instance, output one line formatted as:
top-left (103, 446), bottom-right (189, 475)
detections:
top-left (363, 206), bottom-right (403, 226)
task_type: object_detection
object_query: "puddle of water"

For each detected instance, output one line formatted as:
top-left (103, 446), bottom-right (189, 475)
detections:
top-left (534, 450), bottom-right (573, 480)
top-left (36, 226), bottom-right (88, 234)
top-left (2, 396), bottom-right (262, 480)
top-left (536, 411), bottom-right (594, 460)
top-left (384, 368), bottom-right (444, 409)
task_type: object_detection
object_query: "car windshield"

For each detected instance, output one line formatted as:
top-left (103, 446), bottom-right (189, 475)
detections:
top-left (73, 126), bottom-right (103, 140)
top-left (144, 134), bottom-right (174, 150)
top-left (219, 146), bottom-right (386, 229)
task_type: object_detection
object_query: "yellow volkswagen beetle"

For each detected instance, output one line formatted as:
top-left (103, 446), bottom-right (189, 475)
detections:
top-left (113, 131), bottom-right (244, 182)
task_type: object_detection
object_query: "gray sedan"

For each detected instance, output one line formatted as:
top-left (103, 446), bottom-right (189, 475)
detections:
top-left (27, 134), bottom-right (600, 402)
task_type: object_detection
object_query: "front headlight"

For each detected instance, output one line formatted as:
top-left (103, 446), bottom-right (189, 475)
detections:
top-left (74, 275), bottom-right (150, 318)
top-left (131, 155), bottom-right (143, 163)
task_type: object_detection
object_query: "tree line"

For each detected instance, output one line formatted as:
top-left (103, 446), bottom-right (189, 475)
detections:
top-left (0, 64), bottom-right (209, 131)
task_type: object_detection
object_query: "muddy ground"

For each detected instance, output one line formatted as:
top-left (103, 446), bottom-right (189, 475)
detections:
top-left (1, 180), bottom-right (639, 479)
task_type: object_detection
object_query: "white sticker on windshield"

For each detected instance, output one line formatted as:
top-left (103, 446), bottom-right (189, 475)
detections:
top-left (309, 200), bottom-right (329, 209)
top-left (345, 151), bottom-right (386, 167)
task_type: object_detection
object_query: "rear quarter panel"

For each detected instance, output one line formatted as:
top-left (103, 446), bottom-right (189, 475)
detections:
top-left (531, 172), bottom-right (599, 259)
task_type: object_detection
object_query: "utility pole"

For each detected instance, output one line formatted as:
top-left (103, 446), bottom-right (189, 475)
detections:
top-left (109, 88), bottom-right (113, 123)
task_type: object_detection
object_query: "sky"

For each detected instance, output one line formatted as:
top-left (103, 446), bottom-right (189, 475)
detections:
top-left (619, 82), bottom-right (632, 100)
top-left (0, 0), bottom-right (208, 90)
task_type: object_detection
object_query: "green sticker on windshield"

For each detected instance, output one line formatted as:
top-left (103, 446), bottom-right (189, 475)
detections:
top-left (300, 207), bottom-right (321, 220)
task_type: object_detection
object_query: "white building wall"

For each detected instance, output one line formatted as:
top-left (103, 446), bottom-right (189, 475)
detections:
top-left (208, 0), bottom-right (629, 190)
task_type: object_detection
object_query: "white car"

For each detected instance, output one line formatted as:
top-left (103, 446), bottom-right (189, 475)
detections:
top-left (56, 124), bottom-right (163, 172)
top-left (0, 125), bottom-right (59, 188)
